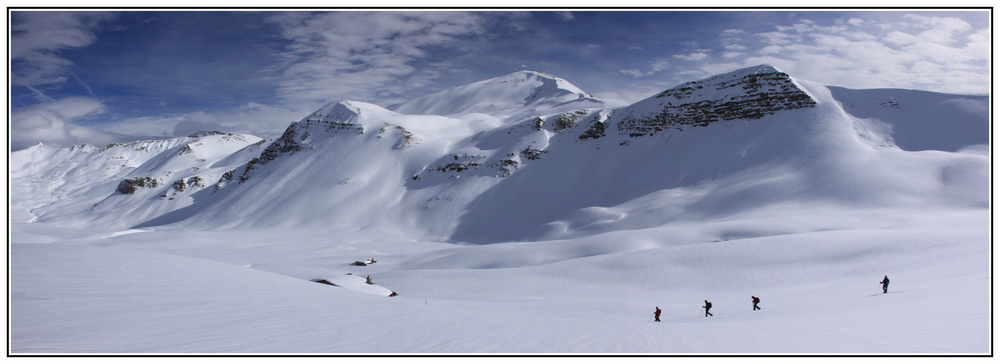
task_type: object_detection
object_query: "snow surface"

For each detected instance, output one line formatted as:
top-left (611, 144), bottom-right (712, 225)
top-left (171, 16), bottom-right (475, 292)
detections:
top-left (8, 65), bottom-right (991, 354)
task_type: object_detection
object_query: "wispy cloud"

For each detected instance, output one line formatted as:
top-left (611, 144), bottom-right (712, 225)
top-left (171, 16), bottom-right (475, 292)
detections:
top-left (10, 97), bottom-right (135, 150)
top-left (8, 12), bottom-right (142, 150)
top-left (266, 12), bottom-right (485, 108)
top-left (10, 11), bottom-right (116, 87)
top-left (706, 13), bottom-right (989, 94)
top-left (674, 52), bottom-right (710, 61)
top-left (93, 102), bottom-right (305, 139)
top-left (554, 11), bottom-right (575, 21)
top-left (618, 69), bottom-right (644, 78)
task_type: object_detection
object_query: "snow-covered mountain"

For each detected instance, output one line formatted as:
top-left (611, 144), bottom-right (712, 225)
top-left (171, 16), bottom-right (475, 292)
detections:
top-left (10, 65), bottom-right (988, 241)
top-left (390, 70), bottom-right (626, 120)
top-left (9, 65), bottom-right (990, 353)
top-left (10, 132), bottom-right (268, 228)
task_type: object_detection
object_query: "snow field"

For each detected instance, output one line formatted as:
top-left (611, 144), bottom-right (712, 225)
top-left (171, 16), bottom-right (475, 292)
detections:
top-left (10, 203), bottom-right (988, 353)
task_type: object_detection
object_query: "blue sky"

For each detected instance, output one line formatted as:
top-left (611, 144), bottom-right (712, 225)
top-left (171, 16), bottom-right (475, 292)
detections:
top-left (9, 10), bottom-right (991, 150)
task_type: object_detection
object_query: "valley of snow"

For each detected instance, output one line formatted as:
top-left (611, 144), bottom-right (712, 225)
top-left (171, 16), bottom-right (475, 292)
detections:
top-left (9, 66), bottom-right (990, 354)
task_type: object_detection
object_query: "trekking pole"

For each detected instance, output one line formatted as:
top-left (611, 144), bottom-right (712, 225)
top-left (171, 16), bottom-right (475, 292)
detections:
top-left (648, 313), bottom-right (655, 323)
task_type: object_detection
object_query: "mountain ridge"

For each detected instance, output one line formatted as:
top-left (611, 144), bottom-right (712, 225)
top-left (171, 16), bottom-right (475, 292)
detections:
top-left (10, 65), bottom-right (989, 244)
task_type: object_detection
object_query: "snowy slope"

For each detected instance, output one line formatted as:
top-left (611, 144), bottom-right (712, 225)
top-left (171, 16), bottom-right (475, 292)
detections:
top-left (828, 86), bottom-right (989, 152)
top-left (9, 207), bottom-right (989, 353)
top-left (10, 133), bottom-right (266, 229)
top-left (391, 70), bottom-right (628, 121)
top-left (447, 65), bottom-right (989, 243)
top-left (8, 64), bottom-right (990, 354)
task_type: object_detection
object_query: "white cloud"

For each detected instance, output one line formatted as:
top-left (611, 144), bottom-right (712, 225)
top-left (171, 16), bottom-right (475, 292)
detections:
top-left (10, 97), bottom-right (136, 150)
top-left (554, 11), bottom-right (574, 21)
top-left (619, 69), bottom-right (644, 78)
top-left (618, 58), bottom-right (670, 79)
top-left (10, 11), bottom-right (115, 87)
top-left (266, 12), bottom-right (485, 108)
top-left (94, 102), bottom-right (308, 140)
top-left (722, 51), bottom-right (746, 59)
top-left (757, 31), bottom-right (799, 45)
top-left (709, 13), bottom-right (989, 95)
top-left (650, 58), bottom-right (670, 72)
top-left (674, 52), bottom-right (709, 61)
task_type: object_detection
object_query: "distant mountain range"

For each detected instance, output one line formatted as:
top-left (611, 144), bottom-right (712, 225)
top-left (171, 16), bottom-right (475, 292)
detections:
top-left (10, 65), bottom-right (989, 244)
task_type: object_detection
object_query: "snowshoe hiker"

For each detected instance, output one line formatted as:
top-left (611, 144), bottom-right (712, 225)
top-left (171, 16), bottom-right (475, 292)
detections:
top-left (703, 300), bottom-right (713, 317)
top-left (752, 296), bottom-right (761, 310)
top-left (880, 276), bottom-right (890, 293)
top-left (654, 307), bottom-right (661, 322)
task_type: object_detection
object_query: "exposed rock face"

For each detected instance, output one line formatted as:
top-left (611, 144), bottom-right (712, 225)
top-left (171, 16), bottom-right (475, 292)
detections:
top-left (163, 176), bottom-right (206, 200)
top-left (257, 127), bottom-right (307, 166)
top-left (117, 177), bottom-right (160, 195)
top-left (238, 158), bottom-right (260, 183)
top-left (213, 170), bottom-right (234, 193)
top-left (552, 110), bottom-right (589, 132)
top-left (614, 66), bottom-right (817, 138)
top-left (579, 117), bottom-right (608, 140)
top-left (487, 159), bottom-right (519, 178)
top-left (378, 124), bottom-right (420, 150)
top-left (188, 131), bottom-right (225, 138)
top-left (239, 101), bottom-right (368, 183)
top-left (520, 146), bottom-right (547, 160)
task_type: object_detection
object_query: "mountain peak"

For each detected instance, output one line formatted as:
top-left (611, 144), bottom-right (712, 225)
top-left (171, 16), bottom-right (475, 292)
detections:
top-left (389, 70), bottom-right (613, 119)
top-left (607, 64), bottom-right (816, 138)
top-left (188, 131), bottom-right (226, 138)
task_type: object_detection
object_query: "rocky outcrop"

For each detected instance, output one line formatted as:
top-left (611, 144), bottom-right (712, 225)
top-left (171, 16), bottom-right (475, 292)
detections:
top-left (520, 146), bottom-right (547, 160)
top-left (378, 123), bottom-right (420, 150)
top-left (579, 118), bottom-right (608, 140)
top-left (187, 131), bottom-right (225, 138)
top-left (487, 158), bottom-right (519, 178)
top-left (162, 176), bottom-right (207, 200)
top-left (239, 102), bottom-right (368, 183)
top-left (116, 177), bottom-right (161, 195)
top-left (615, 67), bottom-right (816, 138)
top-left (552, 110), bottom-right (589, 132)
top-left (214, 170), bottom-right (234, 192)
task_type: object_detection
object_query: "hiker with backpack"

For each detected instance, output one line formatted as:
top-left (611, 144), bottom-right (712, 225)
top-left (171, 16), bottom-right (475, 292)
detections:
top-left (654, 306), bottom-right (661, 322)
top-left (880, 276), bottom-right (890, 293)
top-left (703, 300), bottom-right (713, 317)
top-left (752, 296), bottom-right (761, 310)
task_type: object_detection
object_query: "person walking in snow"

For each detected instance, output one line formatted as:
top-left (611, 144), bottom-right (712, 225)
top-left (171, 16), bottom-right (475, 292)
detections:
top-left (752, 296), bottom-right (761, 310)
top-left (654, 306), bottom-right (661, 322)
top-left (703, 300), bottom-right (713, 317)
top-left (880, 275), bottom-right (890, 294)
